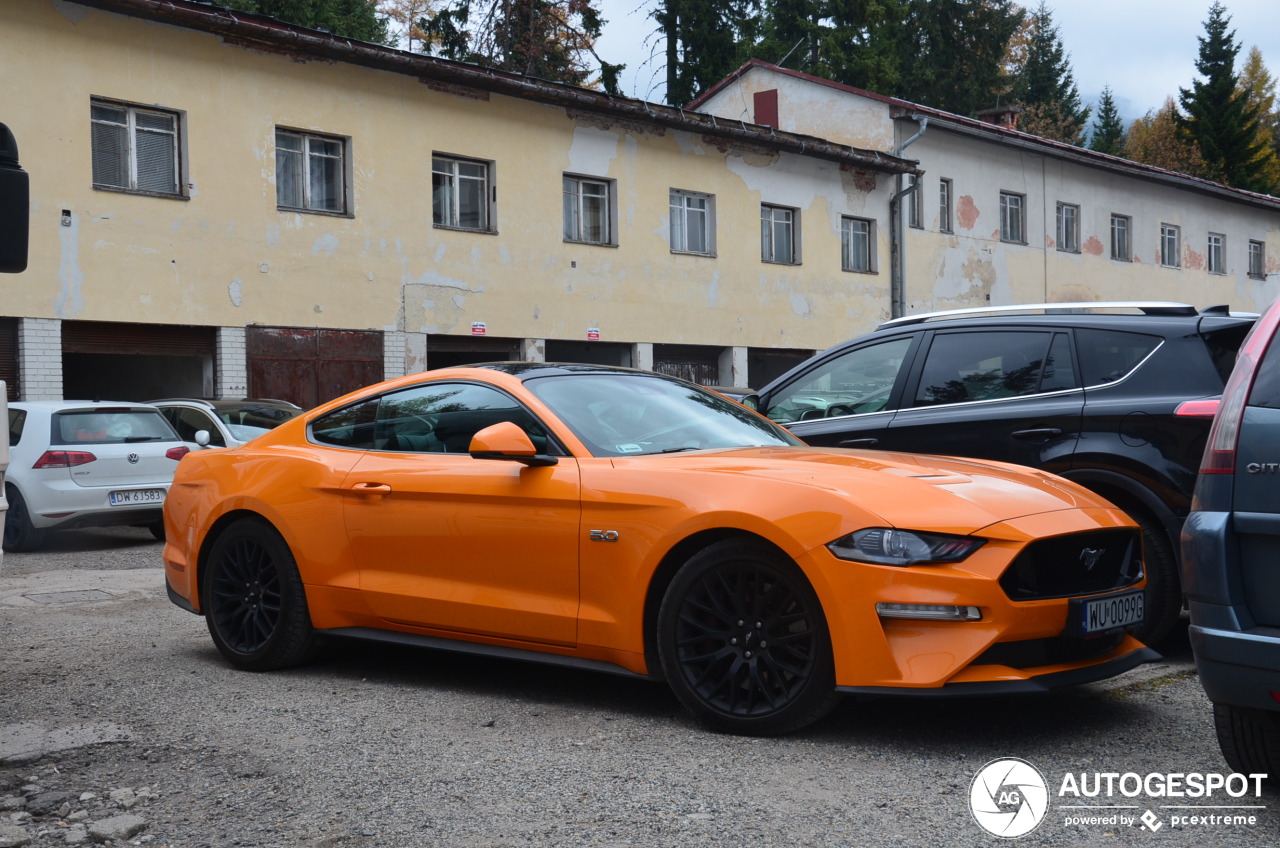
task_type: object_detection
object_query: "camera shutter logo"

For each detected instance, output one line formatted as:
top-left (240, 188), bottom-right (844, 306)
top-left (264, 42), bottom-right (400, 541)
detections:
top-left (969, 758), bottom-right (1049, 838)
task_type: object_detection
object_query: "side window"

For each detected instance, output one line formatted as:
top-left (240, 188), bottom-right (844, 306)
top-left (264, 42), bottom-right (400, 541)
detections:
top-left (764, 337), bottom-right (914, 424)
top-left (163, 407), bottom-right (227, 447)
top-left (913, 332), bottom-right (1068, 406)
top-left (374, 382), bottom-right (557, 454)
top-left (311, 398), bottom-right (378, 449)
top-left (1074, 329), bottom-right (1162, 386)
top-left (91, 98), bottom-right (184, 197)
top-left (8, 408), bottom-right (25, 447)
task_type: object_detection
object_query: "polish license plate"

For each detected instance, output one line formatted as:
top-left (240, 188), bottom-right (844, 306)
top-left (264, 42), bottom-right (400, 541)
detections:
top-left (108, 489), bottom-right (165, 506)
top-left (1077, 590), bottom-right (1145, 636)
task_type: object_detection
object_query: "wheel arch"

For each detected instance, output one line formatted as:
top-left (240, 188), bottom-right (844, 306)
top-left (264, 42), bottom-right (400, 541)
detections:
top-left (191, 508), bottom-right (282, 613)
top-left (1059, 468), bottom-right (1179, 553)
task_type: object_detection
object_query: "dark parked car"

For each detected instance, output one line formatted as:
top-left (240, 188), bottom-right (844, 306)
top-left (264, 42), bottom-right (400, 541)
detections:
top-left (749, 302), bottom-right (1257, 645)
top-left (1181, 296), bottom-right (1280, 782)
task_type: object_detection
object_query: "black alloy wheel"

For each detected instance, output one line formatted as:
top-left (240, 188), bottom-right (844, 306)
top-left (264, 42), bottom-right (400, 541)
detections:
top-left (203, 518), bottom-right (314, 671)
top-left (657, 539), bottom-right (837, 735)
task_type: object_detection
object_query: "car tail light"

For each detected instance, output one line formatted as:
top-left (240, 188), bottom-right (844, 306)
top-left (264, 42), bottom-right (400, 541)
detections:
top-left (166, 446), bottom-right (191, 461)
top-left (1201, 301), bottom-right (1280, 474)
top-left (1175, 399), bottom-right (1220, 417)
top-left (32, 450), bottom-right (97, 468)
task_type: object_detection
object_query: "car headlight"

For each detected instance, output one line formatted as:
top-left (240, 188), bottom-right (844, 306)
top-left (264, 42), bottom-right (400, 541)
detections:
top-left (827, 528), bottom-right (985, 566)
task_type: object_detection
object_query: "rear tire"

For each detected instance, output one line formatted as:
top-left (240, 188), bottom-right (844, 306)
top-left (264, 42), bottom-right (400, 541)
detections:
top-left (203, 518), bottom-right (314, 671)
top-left (147, 521), bottom-right (166, 542)
top-left (657, 539), bottom-right (838, 735)
top-left (1214, 703), bottom-right (1280, 785)
top-left (3, 485), bottom-right (47, 553)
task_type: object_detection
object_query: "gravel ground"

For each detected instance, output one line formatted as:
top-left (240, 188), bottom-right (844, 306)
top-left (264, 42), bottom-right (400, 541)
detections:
top-left (1, 527), bottom-right (1277, 848)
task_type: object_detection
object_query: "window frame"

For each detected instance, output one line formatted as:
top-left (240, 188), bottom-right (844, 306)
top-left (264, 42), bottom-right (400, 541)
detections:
top-left (1110, 214), bottom-right (1132, 262)
top-left (999, 191), bottom-right (1026, 244)
top-left (90, 96), bottom-right (186, 198)
top-left (562, 174), bottom-right (615, 246)
top-left (938, 178), bottom-right (953, 233)
top-left (669, 188), bottom-right (716, 257)
top-left (907, 178), bottom-right (923, 229)
top-left (1056, 202), bottom-right (1081, 253)
top-left (760, 203), bottom-right (799, 265)
top-left (275, 128), bottom-right (351, 216)
top-left (1249, 239), bottom-right (1267, 280)
top-left (1160, 223), bottom-right (1181, 268)
top-left (1207, 232), bottom-right (1226, 275)
top-left (432, 153), bottom-right (495, 232)
top-left (840, 216), bottom-right (876, 273)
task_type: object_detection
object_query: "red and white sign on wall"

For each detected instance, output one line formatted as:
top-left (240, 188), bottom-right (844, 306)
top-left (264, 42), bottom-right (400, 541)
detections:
top-left (587, 327), bottom-right (600, 341)
top-left (471, 322), bottom-right (486, 336)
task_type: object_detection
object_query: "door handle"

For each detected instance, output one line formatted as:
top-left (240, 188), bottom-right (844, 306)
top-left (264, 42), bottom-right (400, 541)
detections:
top-left (1011, 428), bottom-right (1063, 440)
top-left (839, 438), bottom-right (879, 447)
top-left (349, 482), bottom-right (393, 496)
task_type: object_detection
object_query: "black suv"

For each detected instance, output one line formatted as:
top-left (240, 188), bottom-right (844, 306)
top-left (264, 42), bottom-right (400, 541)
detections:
top-left (749, 303), bottom-right (1256, 646)
top-left (1182, 296), bottom-right (1280, 782)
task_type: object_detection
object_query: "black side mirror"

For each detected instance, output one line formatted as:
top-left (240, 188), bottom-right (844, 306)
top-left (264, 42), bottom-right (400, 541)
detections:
top-left (740, 394), bottom-right (761, 411)
top-left (0, 122), bottom-right (29, 274)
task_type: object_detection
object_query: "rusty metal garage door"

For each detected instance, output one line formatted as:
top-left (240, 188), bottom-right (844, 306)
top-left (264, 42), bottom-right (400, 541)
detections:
top-left (247, 327), bottom-right (383, 409)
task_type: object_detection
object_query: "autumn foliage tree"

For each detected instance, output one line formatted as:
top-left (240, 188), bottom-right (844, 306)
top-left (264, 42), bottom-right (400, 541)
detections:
top-left (1238, 45), bottom-right (1280, 193)
top-left (1125, 98), bottom-right (1206, 176)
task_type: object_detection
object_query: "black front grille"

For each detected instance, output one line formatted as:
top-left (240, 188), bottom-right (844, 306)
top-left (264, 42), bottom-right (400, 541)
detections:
top-left (974, 631), bottom-right (1125, 669)
top-left (999, 528), bottom-right (1143, 600)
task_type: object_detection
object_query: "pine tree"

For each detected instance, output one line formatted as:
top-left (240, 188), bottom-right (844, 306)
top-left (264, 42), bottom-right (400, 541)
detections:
top-left (653, 0), bottom-right (753, 106)
top-left (1012, 1), bottom-right (1088, 144)
top-left (748, 0), bottom-right (904, 94)
top-left (1089, 85), bottom-right (1127, 155)
top-left (237, 0), bottom-right (392, 44)
top-left (894, 0), bottom-right (1025, 118)
top-left (1177, 2), bottom-right (1269, 191)
top-left (422, 0), bottom-right (624, 92)
top-left (1237, 46), bottom-right (1280, 194)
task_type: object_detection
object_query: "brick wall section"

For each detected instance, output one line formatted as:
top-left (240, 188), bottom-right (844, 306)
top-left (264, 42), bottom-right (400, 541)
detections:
top-left (18, 318), bottom-right (62, 400)
top-left (383, 330), bottom-right (406, 381)
top-left (216, 326), bottom-right (248, 399)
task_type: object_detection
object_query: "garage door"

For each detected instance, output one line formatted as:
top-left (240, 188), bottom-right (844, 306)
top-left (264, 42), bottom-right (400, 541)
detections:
top-left (247, 327), bottom-right (383, 409)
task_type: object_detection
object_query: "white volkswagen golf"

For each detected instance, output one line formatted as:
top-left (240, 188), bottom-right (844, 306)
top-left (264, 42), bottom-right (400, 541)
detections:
top-left (3, 401), bottom-right (189, 552)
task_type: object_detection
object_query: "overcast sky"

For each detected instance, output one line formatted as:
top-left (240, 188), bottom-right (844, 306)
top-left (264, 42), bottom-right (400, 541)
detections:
top-left (593, 0), bottom-right (1280, 122)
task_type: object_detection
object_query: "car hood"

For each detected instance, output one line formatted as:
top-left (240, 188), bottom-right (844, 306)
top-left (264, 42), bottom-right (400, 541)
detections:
top-left (613, 446), bottom-right (1107, 532)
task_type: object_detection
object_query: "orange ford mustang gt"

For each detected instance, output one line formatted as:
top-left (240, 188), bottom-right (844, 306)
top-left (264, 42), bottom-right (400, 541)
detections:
top-left (163, 363), bottom-right (1157, 735)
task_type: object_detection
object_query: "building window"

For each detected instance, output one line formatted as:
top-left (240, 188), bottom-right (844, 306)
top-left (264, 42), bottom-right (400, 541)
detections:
top-left (841, 217), bottom-right (875, 272)
top-left (90, 99), bottom-right (182, 196)
top-left (939, 178), bottom-right (953, 233)
top-left (1208, 233), bottom-right (1226, 275)
top-left (1160, 223), bottom-right (1181, 268)
top-left (999, 192), bottom-right (1025, 243)
top-left (670, 189), bottom-right (715, 255)
top-left (760, 204), bottom-right (798, 264)
top-left (563, 175), bottom-right (612, 245)
top-left (1110, 214), bottom-right (1131, 262)
top-left (433, 155), bottom-right (491, 231)
top-left (1249, 240), bottom-right (1267, 279)
top-left (276, 129), bottom-right (347, 214)
top-left (1056, 203), bottom-right (1080, 253)
top-left (907, 179), bottom-right (922, 229)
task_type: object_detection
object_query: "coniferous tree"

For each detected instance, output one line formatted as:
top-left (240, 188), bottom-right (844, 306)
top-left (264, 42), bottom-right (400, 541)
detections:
top-left (894, 0), bottom-right (1024, 117)
top-left (237, 0), bottom-right (393, 44)
top-left (423, 0), bottom-right (623, 92)
top-left (653, 0), bottom-right (753, 105)
top-left (1089, 85), bottom-right (1127, 155)
top-left (1013, 2), bottom-right (1088, 143)
top-left (748, 0), bottom-right (904, 94)
top-left (1178, 2), bottom-right (1269, 191)
top-left (1238, 46), bottom-right (1280, 193)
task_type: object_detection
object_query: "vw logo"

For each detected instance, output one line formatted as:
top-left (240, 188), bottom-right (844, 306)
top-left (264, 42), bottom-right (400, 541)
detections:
top-left (127, 453), bottom-right (140, 464)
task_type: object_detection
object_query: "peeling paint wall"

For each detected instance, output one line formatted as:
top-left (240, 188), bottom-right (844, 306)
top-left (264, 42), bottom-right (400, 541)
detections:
top-left (3, 0), bottom-right (900, 355)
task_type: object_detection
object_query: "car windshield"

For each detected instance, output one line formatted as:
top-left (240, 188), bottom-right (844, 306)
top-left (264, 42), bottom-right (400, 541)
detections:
top-left (526, 373), bottom-right (803, 457)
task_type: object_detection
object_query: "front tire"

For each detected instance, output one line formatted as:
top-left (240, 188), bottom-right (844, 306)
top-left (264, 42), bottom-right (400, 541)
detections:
top-left (1134, 512), bottom-right (1179, 646)
top-left (657, 539), bottom-right (838, 735)
top-left (3, 485), bottom-right (47, 553)
top-left (203, 518), bottom-right (314, 671)
top-left (1214, 703), bottom-right (1280, 785)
